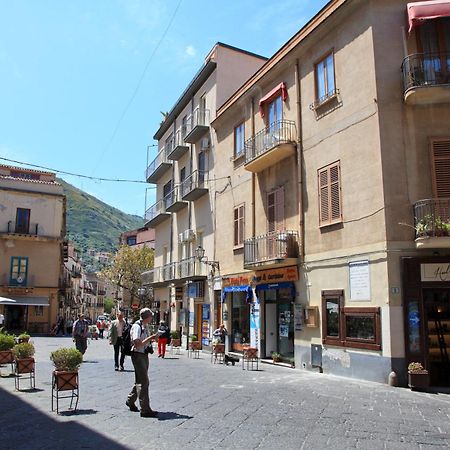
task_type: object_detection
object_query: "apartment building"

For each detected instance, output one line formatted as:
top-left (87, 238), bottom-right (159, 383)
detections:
top-left (62, 241), bottom-right (83, 319)
top-left (0, 165), bottom-right (65, 333)
top-left (144, 43), bottom-right (267, 347)
top-left (211, 0), bottom-right (450, 386)
top-left (81, 272), bottom-right (105, 322)
top-left (120, 226), bottom-right (155, 249)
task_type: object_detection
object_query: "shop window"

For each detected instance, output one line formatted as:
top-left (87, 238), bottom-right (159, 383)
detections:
top-left (318, 161), bottom-right (342, 227)
top-left (321, 290), bottom-right (381, 350)
top-left (234, 204), bottom-right (245, 247)
top-left (34, 306), bottom-right (44, 317)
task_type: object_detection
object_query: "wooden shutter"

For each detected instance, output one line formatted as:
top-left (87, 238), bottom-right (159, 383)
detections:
top-left (234, 205), bottom-right (245, 246)
top-left (431, 139), bottom-right (450, 198)
top-left (267, 187), bottom-right (285, 232)
top-left (318, 162), bottom-right (342, 226)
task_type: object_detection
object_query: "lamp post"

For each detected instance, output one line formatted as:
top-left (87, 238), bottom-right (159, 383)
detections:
top-left (194, 246), bottom-right (220, 274)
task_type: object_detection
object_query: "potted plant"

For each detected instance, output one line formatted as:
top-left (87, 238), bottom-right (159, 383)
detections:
top-left (0, 331), bottom-right (15, 366)
top-left (189, 335), bottom-right (201, 351)
top-left (12, 341), bottom-right (35, 374)
top-left (271, 352), bottom-right (282, 363)
top-left (171, 330), bottom-right (181, 348)
top-left (50, 347), bottom-right (83, 391)
top-left (17, 332), bottom-right (31, 343)
top-left (408, 362), bottom-right (429, 391)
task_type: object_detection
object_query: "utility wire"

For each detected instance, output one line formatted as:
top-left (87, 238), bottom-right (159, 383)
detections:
top-left (91, 0), bottom-right (183, 175)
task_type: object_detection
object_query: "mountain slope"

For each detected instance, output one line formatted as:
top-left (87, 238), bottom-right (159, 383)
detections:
top-left (58, 178), bottom-right (143, 265)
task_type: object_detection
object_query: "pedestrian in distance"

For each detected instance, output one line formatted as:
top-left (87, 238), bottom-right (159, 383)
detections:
top-left (66, 316), bottom-right (74, 336)
top-left (97, 318), bottom-right (105, 339)
top-left (56, 316), bottom-right (65, 336)
top-left (72, 313), bottom-right (89, 355)
top-left (157, 320), bottom-right (170, 358)
top-left (126, 308), bottom-right (158, 418)
top-left (109, 311), bottom-right (127, 371)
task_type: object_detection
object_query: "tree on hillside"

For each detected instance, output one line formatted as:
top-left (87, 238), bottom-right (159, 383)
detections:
top-left (100, 245), bottom-right (154, 311)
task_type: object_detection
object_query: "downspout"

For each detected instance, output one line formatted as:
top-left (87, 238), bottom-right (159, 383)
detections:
top-left (251, 98), bottom-right (256, 239)
top-left (295, 59), bottom-right (305, 262)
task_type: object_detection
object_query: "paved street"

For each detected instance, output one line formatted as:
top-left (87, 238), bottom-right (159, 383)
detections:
top-left (0, 337), bottom-right (449, 450)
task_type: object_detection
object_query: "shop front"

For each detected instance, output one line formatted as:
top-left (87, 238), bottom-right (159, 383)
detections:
top-left (403, 258), bottom-right (450, 387)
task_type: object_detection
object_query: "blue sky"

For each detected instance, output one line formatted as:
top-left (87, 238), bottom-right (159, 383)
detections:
top-left (0, 0), bottom-right (328, 217)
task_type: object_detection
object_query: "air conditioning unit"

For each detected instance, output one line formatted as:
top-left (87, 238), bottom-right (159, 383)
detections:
top-left (183, 229), bottom-right (196, 242)
top-left (200, 137), bottom-right (210, 151)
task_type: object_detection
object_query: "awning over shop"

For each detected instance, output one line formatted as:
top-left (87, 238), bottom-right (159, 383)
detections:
top-left (8, 297), bottom-right (49, 306)
top-left (407, 1), bottom-right (450, 32)
top-left (221, 285), bottom-right (252, 303)
top-left (259, 82), bottom-right (288, 117)
top-left (255, 282), bottom-right (296, 301)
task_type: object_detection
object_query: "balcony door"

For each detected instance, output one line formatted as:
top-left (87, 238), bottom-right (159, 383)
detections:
top-left (163, 180), bottom-right (172, 209)
top-left (198, 151), bottom-right (206, 184)
top-left (267, 95), bottom-right (282, 129)
top-left (15, 208), bottom-right (30, 234)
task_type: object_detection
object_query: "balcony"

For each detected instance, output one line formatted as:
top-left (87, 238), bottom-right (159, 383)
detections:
top-left (165, 185), bottom-right (188, 213)
top-left (168, 129), bottom-right (189, 160)
top-left (142, 263), bottom-right (176, 287)
top-left (145, 146), bottom-right (172, 183)
top-left (244, 120), bottom-right (296, 173)
top-left (176, 257), bottom-right (207, 280)
top-left (184, 108), bottom-right (210, 143)
top-left (414, 198), bottom-right (450, 249)
top-left (0, 221), bottom-right (43, 237)
top-left (402, 52), bottom-right (450, 105)
top-left (144, 199), bottom-right (171, 227)
top-left (244, 230), bottom-right (299, 269)
top-left (181, 170), bottom-right (208, 201)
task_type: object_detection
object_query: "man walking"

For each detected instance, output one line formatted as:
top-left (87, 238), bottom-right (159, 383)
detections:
top-left (72, 313), bottom-right (89, 355)
top-left (126, 308), bottom-right (158, 418)
top-left (109, 311), bottom-right (127, 371)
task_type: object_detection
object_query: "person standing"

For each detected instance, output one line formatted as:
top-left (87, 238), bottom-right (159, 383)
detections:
top-left (212, 324), bottom-right (228, 344)
top-left (157, 320), bottom-right (170, 358)
top-left (126, 308), bottom-right (158, 418)
top-left (72, 313), bottom-right (89, 355)
top-left (56, 316), bottom-right (65, 336)
top-left (97, 318), bottom-right (105, 339)
top-left (109, 311), bottom-right (127, 371)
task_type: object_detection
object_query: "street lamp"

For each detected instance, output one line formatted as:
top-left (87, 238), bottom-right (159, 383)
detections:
top-left (195, 246), bottom-right (220, 273)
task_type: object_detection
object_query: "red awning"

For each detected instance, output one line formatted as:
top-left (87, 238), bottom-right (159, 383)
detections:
top-left (407, 0), bottom-right (450, 32)
top-left (259, 82), bottom-right (287, 117)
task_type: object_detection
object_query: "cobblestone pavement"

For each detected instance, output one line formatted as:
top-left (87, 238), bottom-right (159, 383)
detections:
top-left (0, 337), bottom-right (449, 450)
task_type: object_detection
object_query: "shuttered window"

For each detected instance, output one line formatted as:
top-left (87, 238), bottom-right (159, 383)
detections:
top-left (234, 204), bottom-right (245, 247)
top-left (431, 139), bottom-right (450, 198)
top-left (318, 161), bottom-right (342, 226)
top-left (267, 187), bottom-right (285, 232)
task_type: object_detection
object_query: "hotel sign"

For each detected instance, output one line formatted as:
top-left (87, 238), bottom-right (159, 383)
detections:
top-left (421, 263), bottom-right (450, 282)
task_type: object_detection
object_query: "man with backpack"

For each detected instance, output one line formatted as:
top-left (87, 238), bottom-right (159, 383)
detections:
top-left (157, 320), bottom-right (170, 358)
top-left (125, 308), bottom-right (158, 418)
top-left (109, 311), bottom-right (127, 371)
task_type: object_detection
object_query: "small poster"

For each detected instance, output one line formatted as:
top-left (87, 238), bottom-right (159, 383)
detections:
top-left (279, 325), bottom-right (289, 338)
top-left (349, 260), bottom-right (371, 301)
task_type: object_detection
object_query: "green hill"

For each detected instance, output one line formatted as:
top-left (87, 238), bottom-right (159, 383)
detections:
top-left (58, 178), bottom-right (143, 270)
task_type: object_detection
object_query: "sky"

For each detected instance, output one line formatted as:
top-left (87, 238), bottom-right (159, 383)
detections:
top-left (0, 0), bottom-right (329, 217)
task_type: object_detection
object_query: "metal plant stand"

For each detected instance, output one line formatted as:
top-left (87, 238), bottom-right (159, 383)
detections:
top-left (51, 371), bottom-right (79, 414)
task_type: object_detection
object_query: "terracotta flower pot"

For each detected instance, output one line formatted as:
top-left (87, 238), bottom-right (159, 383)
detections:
top-left (408, 371), bottom-right (429, 391)
top-left (0, 350), bottom-right (14, 364)
top-left (15, 357), bottom-right (35, 374)
top-left (53, 370), bottom-right (79, 391)
top-left (171, 339), bottom-right (181, 347)
top-left (189, 341), bottom-right (201, 350)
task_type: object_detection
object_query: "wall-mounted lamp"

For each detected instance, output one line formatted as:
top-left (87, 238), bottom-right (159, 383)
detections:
top-left (195, 246), bottom-right (220, 273)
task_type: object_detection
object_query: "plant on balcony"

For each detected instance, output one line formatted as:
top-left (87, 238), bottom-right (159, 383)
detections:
top-left (407, 362), bottom-right (429, 391)
top-left (415, 215), bottom-right (450, 237)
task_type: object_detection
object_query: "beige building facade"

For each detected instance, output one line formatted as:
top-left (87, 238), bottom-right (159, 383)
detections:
top-left (0, 165), bottom-right (65, 333)
top-left (212, 0), bottom-right (450, 386)
top-left (144, 43), bottom-right (267, 346)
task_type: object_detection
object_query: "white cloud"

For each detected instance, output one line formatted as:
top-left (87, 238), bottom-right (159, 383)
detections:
top-left (185, 45), bottom-right (197, 58)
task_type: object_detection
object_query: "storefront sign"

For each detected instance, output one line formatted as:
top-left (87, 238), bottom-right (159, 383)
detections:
top-left (421, 263), bottom-right (450, 282)
top-left (349, 260), bottom-right (371, 301)
top-left (222, 274), bottom-right (254, 288)
top-left (253, 266), bottom-right (298, 284)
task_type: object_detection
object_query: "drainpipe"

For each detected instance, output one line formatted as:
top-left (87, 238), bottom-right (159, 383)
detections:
top-left (295, 59), bottom-right (305, 262)
top-left (251, 97), bottom-right (256, 239)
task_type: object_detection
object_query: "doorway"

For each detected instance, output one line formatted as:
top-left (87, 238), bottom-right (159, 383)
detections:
top-left (5, 305), bottom-right (27, 332)
top-left (423, 289), bottom-right (450, 386)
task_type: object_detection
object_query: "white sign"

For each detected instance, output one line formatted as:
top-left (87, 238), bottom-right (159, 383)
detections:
top-left (349, 260), bottom-right (371, 301)
top-left (421, 263), bottom-right (450, 282)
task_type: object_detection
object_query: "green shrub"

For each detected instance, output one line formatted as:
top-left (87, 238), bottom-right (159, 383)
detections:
top-left (0, 332), bottom-right (15, 351)
top-left (12, 342), bottom-right (35, 359)
top-left (50, 347), bottom-right (83, 371)
top-left (271, 352), bottom-right (282, 362)
top-left (190, 334), bottom-right (198, 342)
top-left (18, 332), bottom-right (30, 340)
top-left (171, 330), bottom-right (180, 339)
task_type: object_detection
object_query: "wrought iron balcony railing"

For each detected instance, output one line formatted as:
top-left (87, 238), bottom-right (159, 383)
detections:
top-left (145, 199), bottom-right (169, 223)
top-left (3, 221), bottom-right (40, 236)
top-left (180, 170), bottom-right (208, 199)
top-left (402, 52), bottom-right (450, 93)
top-left (176, 256), bottom-right (207, 279)
top-left (244, 120), bottom-right (296, 166)
top-left (145, 146), bottom-right (171, 181)
top-left (414, 198), bottom-right (450, 238)
top-left (244, 230), bottom-right (299, 266)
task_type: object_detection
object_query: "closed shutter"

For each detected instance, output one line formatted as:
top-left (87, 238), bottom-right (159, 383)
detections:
top-left (267, 187), bottom-right (285, 232)
top-left (431, 139), bottom-right (450, 198)
top-left (318, 162), bottom-right (342, 226)
top-left (233, 205), bottom-right (245, 246)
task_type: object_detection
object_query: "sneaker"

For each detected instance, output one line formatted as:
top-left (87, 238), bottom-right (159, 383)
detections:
top-left (119, 366), bottom-right (124, 371)
top-left (140, 410), bottom-right (158, 418)
top-left (126, 401), bottom-right (139, 412)
top-left (115, 367), bottom-right (119, 371)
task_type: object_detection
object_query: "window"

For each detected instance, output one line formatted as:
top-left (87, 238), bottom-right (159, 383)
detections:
top-left (15, 208), bottom-right (30, 233)
top-left (126, 236), bottom-right (137, 246)
top-left (268, 95), bottom-right (282, 128)
top-left (10, 256), bottom-right (28, 286)
top-left (181, 115), bottom-right (188, 139)
top-left (431, 139), bottom-right (450, 197)
top-left (267, 187), bottom-right (285, 232)
top-left (234, 123), bottom-right (245, 158)
top-left (315, 52), bottom-right (335, 103)
top-left (165, 132), bottom-right (174, 153)
top-left (321, 290), bottom-right (381, 350)
top-left (318, 161), bottom-right (342, 226)
top-left (34, 306), bottom-right (44, 317)
top-left (234, 204), bottom-right (245, 247)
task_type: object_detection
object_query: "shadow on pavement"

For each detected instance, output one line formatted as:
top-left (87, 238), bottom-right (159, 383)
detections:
top-left (59, 408), bottom-right (97, 416)
top-left (0, 386), bottom-right (128, 449)
top-left (157, 411), bottom-right (193, 421)
top-left (82, 360), bottom-right (98, 364)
